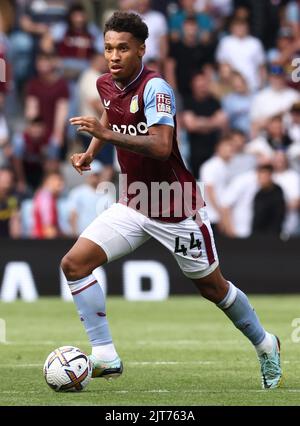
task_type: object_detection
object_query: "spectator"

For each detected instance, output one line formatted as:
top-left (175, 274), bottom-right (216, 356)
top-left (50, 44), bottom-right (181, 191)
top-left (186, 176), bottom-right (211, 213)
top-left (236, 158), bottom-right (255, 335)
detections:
top-left (221, 168), bottom-right (259, 238)
top-left (222, 71), bottom-right (252, 135)
top-left (78, 53), bottom-right (106, 117)
top-left (249, 0), bottom-right (283, 50)
top-left (145, 57), bottom-right (161, 73)
top-left (169, 0), bottom-right (214, 43)
top-left (78, 53), bottom-right (114, 182)
top-left (201, 0), bottom-right (233, 16)
top-left (286, 102), bottom-right (300, 172)
top-left (0, 13), bottom-right (12, 96)
top-left (286, 101), bottom-right (300, 145)
top-left (201, 0), bottom-right (233, 30)
top-left (272, 150), bottom-right (300, 236)
top-left (199, 136), bottom-right (235, 230)
top-left (68, 160), bottom-right (114, 236)
top-left (266, 26), bottom-right (300, 90)
top-left (228, 129), bottom-right (256, 179)
top-left (267, 26), bottom-right (295, 67)
top-left (101, 0), bottom-right (136, 27)
top-left (12, 0), bottom-right (72, 85)
top-left (182, 71), bottom-right (228, 176)
top-left (0, 167), bottom-right (21, 238)
top-left (0, 0), bottom-right (14, 35)
top-left (43, 3), bottom-right (104, 141)
top-left (216, 17), bottom-right (266, 92)
top-left (250, 64), bottom-right (300, 136)
top-left (285, 0), bottom-right (300, 37)
top-left (0, 93), bottom-right (10, 168)
top-left (12, 116), bottom-right (49, 193)
top-left (32, 171), bottom-right (65, 239)
top-left (134, 0), bottom-right (168, 68)
top-left (118, 0), bottom-right (137, 11)
top-left (25, 50), bottom-right (69, 161)
top-left (19, 0), bottom-right (71, 31)
top-left (252, 164), bottom-right (285, 236)
top-left (46, 3), bottom-right (104, 80)
top-left (165, 16), bottom-right (215, 97)
top-left (232, 4), bottom-right (250, 21)
top-left (151, 0), bottom-right (176, 16)
top-left (246, 115), bottom-right (293, 162)
top-left (209, 62), bottom-right (234, 100)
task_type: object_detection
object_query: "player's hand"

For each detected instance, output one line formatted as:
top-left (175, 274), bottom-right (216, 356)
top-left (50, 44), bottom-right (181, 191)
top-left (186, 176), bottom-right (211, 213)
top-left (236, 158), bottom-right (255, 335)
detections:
top-left (69, 116), bottom-right (107, 140)
top-left (70, 152), bottom-right (94, 175)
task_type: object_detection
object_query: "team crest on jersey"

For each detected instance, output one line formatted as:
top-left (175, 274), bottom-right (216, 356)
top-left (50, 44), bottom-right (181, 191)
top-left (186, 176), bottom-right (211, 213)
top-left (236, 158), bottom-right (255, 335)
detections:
top-left (130, 95), bottom-right (139, 113)
top-left (156, 93), bottom-right (172, 116)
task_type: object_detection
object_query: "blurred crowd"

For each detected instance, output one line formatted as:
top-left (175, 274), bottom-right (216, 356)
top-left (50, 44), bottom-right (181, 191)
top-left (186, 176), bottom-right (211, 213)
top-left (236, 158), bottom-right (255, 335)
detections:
top-left (1, 0), bottom-right (300, 239)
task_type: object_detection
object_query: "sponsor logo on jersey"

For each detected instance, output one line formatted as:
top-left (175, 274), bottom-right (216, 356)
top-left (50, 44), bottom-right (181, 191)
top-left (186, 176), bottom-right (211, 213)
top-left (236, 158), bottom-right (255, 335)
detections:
top-left (103, 99), bottom-right (110, 109)
top-left (130, 95), bottom-right (139, 113)
top-left (156, 93), bottom-right (172, 116)
top-left (112, 122), bottom-right (148, 135)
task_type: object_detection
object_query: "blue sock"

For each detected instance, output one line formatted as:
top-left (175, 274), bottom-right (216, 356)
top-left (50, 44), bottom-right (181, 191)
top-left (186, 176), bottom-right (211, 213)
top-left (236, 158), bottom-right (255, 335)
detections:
top-left (217, 282), bottom-right (266, 346)
top-left (68, 274), bottom-right (113, 347)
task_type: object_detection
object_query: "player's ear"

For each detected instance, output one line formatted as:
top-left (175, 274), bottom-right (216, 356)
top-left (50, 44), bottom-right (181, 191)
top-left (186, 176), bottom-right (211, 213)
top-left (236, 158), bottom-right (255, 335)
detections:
top-left (138, 43), bottom-right (146, 58)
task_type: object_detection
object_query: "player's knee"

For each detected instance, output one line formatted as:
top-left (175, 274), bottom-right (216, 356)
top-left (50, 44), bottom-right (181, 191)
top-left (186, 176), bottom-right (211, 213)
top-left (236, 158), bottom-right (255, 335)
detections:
top-left (199, 283), bottom-right (220, 301)
top-left (194, 276), bottom-right (229, 303)
top-left (61, 254), bottom-right (83, 281)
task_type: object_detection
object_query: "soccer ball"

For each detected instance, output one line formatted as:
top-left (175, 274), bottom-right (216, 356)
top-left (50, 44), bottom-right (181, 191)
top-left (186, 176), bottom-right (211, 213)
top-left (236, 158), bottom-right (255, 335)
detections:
top-left (43, 346), bottom-right (92, 392)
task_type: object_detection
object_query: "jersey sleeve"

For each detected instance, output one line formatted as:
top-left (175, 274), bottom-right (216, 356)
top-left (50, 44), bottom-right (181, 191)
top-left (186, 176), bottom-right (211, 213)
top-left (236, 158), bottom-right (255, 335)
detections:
top-left (143, 78), bottom-right (176, 128)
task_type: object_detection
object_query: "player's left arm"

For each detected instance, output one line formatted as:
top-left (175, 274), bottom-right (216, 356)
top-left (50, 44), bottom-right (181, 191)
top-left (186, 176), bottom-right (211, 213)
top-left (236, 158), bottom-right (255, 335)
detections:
top-left (70, 79), bottom-right (176, 161)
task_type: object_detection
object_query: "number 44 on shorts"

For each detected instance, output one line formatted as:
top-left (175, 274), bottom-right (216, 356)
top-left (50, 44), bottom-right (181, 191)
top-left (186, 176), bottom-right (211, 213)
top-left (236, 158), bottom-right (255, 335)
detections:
top-left (174, 233), bottom-right (201, 257)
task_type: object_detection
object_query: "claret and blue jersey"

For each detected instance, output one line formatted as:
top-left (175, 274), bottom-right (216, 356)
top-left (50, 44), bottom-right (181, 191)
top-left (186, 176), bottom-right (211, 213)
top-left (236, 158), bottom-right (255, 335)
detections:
top-left (96, 66), bottom-right (203, 222)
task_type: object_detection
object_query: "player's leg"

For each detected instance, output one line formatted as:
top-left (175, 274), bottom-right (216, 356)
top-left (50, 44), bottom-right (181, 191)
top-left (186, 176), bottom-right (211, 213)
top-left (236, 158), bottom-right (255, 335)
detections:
top-left (61, 203), bottom-right (150, 379)
top-left (144, 208), bottom-right (282, 389)
top-left (61, 236), bottom-right (108, 281)
top-left (191, 267), bottom-right (282, 389)
top-left (61, 234), bottom-right (125, 379)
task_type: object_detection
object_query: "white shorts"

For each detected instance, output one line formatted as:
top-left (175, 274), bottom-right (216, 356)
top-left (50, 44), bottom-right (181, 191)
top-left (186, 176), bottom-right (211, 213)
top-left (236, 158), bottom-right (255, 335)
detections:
top-left (81, 203), bottom-right (219, 279)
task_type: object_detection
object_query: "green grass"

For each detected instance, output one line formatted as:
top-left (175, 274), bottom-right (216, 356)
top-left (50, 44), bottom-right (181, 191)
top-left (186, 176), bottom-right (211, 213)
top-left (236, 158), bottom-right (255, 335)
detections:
top-left (0, 295), bottom-right (299, 406)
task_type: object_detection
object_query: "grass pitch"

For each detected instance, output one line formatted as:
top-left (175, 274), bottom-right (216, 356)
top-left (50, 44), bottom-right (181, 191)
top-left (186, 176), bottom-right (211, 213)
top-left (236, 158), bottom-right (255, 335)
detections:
top-left (0, 295), bottom-right (300, 406)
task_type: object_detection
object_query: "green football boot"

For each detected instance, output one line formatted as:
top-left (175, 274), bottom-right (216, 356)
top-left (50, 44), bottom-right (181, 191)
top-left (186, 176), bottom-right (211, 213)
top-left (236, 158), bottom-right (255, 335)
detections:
top-left (258, 335), bottom-right (282, 389)
top-left (89, 355), bottom-right (123, 380)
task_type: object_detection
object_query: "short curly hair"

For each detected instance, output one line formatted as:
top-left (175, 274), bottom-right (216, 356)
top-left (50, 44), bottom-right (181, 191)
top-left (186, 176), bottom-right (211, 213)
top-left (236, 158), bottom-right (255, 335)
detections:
top-left (104, 11), bottom-right (149, 43)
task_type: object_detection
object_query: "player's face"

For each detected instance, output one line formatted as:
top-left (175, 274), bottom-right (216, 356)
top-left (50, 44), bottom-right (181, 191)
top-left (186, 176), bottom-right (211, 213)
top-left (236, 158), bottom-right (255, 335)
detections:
top-left (104, 31), bottom-right (145, 85)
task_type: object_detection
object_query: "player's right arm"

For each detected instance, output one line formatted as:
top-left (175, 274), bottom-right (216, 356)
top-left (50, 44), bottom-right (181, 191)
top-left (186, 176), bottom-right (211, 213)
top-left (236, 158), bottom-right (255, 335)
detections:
top-left (70, 109), bottom-right (109, 175)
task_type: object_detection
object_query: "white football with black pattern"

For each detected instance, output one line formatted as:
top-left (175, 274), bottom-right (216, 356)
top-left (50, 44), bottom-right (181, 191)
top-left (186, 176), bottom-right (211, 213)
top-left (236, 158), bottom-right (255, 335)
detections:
top-left (43, 346), bottom-right (92, 392)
